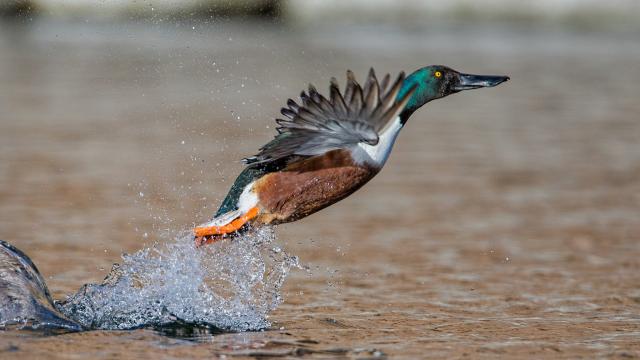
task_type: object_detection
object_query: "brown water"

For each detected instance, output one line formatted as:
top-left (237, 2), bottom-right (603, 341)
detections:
top-left (1, 18), bottom-right (640, 358)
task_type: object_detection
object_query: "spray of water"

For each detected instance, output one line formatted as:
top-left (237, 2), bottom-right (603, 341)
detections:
top-left (58, 227), bottom-right (299, 331)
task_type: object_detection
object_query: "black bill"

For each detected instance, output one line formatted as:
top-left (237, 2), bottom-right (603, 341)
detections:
top-left (453, 73), bottom-right (510, 91)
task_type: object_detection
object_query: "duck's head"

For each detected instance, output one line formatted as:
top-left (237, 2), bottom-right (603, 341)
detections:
top-left (398, 65), bottom-right (509, 123)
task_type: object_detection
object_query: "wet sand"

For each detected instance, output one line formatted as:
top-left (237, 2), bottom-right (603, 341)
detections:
top-left (1, 18), bottom-right (639, 358)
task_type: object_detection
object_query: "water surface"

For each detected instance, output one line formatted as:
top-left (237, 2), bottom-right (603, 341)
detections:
top-left (1, 18), bottom-right (639, 358)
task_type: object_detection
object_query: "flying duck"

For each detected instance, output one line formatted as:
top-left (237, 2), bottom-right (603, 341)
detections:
top-left (194, 65), bottom-right (509, 246)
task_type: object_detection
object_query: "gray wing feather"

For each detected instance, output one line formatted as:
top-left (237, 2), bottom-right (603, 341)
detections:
top-left (243, 68), bottom-right (414, 165)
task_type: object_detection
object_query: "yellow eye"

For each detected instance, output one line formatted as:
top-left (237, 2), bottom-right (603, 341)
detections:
top-left (434, 71), bottom-right (442, 78)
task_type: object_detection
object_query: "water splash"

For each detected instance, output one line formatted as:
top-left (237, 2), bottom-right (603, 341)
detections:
top-left (58, 227), bottom-right (298, 331)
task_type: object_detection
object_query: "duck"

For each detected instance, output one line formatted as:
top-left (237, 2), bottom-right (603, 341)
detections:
top-left (194, 65), bottom-right (509, 246)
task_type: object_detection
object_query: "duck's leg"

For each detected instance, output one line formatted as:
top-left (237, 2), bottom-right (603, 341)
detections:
top-left (194, 207), bottom-right (260, 247)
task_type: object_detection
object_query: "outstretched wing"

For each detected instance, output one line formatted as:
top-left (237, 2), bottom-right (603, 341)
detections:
top-left (243, 68), bottom-right (415, 166)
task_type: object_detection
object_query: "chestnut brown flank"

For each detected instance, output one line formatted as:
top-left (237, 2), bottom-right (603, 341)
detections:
top-left (253, 149), bottom-right (378, 224)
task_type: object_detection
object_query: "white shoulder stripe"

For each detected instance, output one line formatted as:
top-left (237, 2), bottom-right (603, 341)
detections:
top-left (352, 116), bottom-right (403, 167)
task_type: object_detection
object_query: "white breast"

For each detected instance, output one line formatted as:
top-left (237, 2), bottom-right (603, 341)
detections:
top-left (352, 117), bottom-right (403, 167)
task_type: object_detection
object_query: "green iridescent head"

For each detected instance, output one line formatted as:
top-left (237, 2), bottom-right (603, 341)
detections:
top-left (398, 65), bottom-right (509, 123)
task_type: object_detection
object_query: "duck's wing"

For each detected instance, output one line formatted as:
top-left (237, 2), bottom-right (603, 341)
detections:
top-left (242, 69), bottom-right (416, 166)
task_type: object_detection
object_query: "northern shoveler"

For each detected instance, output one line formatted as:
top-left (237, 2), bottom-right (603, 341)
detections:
top-left (194, 65), bottom-right (509, 246)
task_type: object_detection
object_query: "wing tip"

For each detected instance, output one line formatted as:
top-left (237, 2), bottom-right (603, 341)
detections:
top-left (346, 69), bottom-right (356, 82)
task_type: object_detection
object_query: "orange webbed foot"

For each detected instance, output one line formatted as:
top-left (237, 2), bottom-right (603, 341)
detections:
top-left (193, 207), bottom-right (259, 247)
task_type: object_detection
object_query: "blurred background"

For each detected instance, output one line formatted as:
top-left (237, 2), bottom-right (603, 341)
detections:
top-left (1, 0), bottom-right (639, 358)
